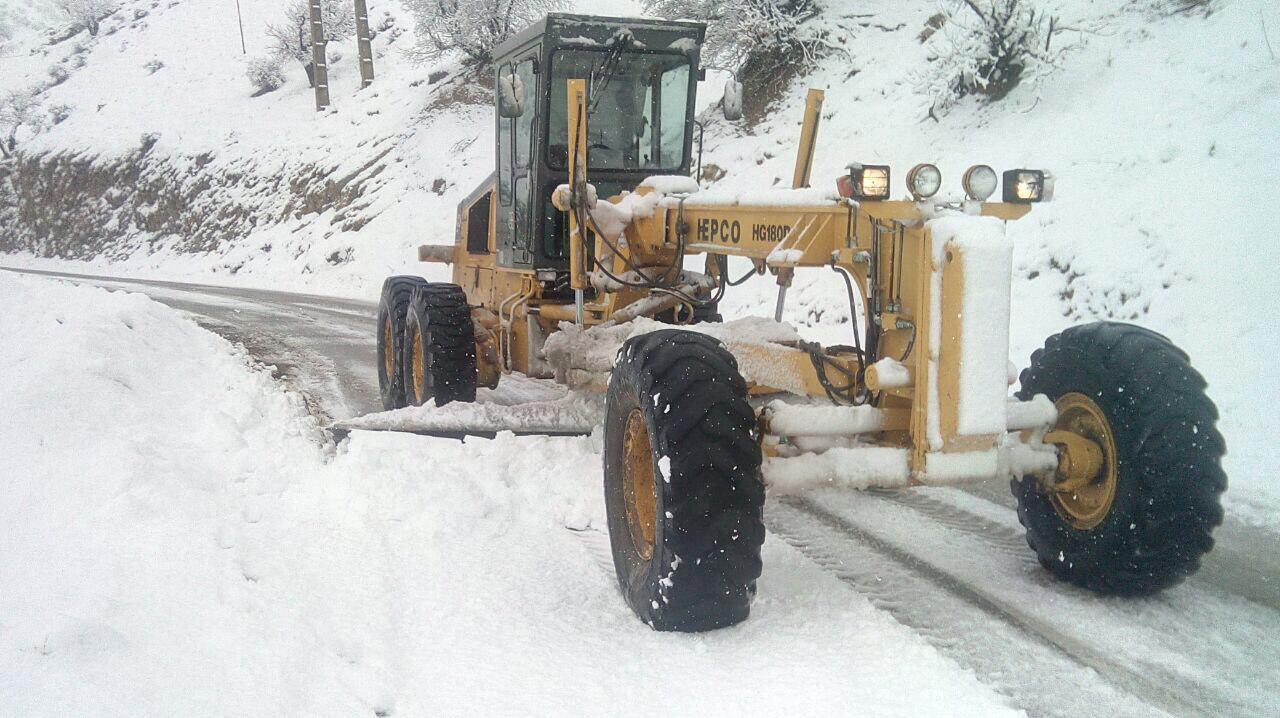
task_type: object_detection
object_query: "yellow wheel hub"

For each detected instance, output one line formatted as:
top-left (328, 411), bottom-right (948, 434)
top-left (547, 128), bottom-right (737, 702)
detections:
top-left (382, 316), bottom-right (395, 380)
top-left (1046, 392), bottom-right (1118, 530)
top-left (622, 409), bottom-right (658, 560)
top-left (410, 326), bottom-right (427, 402)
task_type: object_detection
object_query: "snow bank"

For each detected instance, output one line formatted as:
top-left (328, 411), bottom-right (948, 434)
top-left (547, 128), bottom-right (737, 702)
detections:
top-left (0, 272), bottom-right (1020, 715)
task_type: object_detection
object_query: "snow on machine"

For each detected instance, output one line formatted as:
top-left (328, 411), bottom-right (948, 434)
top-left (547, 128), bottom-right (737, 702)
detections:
top-left (343, 14), bottom-right (1226, 631)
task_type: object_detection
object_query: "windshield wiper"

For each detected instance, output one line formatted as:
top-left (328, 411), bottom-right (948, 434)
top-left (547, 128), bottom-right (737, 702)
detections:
top-left (588, 29), bottom-right (633, 116)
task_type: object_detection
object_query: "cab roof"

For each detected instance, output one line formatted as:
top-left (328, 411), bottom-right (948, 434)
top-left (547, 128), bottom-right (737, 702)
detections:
top-left (491, 13), bottom-right (706, 64)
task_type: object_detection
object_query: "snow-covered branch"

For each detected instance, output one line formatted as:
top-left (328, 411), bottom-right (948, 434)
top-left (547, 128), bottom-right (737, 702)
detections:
top-left (645, 0), bottom-right (825, 73)
top-left (0, 88), bottom-right (43, 160)
top-left (916, 0), bottom-right (1063, 115)
top-left (405, 0), bottom-right (560, 68)
top-left (55, 0), bottom-right (117, 37)
top-left (265, 0), bottom-right (355, 88)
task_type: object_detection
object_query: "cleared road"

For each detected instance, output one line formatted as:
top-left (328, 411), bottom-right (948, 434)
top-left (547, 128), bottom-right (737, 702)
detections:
top-left (8, 266), bottom-right (1279, 717)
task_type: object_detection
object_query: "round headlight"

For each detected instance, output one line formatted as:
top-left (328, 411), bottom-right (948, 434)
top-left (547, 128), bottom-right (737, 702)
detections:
top-left (962, 164), bottom-right (998, 201)
top-left (907, 163), bottom-right (942, 200)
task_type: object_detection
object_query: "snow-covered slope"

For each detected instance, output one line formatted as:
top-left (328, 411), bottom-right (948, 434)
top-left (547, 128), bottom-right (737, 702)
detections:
top-left (0, 0), bottom-right (62, 40)
top-left (0, 271), bottom-right (1024, 715)
top-left (1, 0), bottom-right (1277, 525)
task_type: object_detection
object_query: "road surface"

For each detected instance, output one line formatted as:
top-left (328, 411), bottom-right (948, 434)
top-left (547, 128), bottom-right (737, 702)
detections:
top-left (8, 266), bottom-right (1279, 717)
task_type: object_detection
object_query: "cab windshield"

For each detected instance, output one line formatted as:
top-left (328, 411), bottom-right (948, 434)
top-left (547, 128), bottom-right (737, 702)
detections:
top-left (547, 49), bottom-right (691, 171)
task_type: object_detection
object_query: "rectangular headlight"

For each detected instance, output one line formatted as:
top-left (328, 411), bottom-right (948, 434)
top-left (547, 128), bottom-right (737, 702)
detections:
top-left (1002, 169), bottom-right (1054, 203)
top-left (839, 164), bottom-right (892, 201)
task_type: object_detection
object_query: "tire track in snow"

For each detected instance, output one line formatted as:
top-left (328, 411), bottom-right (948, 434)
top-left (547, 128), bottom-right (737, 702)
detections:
top-left (567, 527), bottom-right (617, 579)
top-left (865, 487), bottom-right (1033, 556)
top-left (769, 497), bottom-right (1189, 718)
top-left (849, 488), bottom-right (1280, 717)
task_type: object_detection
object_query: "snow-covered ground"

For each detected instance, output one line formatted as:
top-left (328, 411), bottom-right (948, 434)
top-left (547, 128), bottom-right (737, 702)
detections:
top-left (0, 271), bottom-right (1027, 715)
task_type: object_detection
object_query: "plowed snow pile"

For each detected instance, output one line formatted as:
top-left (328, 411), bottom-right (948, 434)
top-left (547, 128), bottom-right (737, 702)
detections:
top-left (0, 272), bottom-right (1020, 715)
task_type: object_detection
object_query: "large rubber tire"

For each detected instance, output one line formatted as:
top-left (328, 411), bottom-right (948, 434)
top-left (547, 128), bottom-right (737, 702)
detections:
top-left (603, 329), bottom-right (765, 631)
top-left (1012, 322), bottom-right (1226, 595)
top-left (376, 275), bottom-right (429, 411)
top-left (401, 283), bottom-right (477, 407)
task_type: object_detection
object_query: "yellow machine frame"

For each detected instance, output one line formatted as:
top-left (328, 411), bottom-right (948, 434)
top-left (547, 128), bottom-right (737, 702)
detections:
top-left (419, 81), bottom-right (1073, 483)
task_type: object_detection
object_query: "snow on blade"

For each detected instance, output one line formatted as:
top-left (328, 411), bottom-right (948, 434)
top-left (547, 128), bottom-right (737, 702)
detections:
top-left (339, 391), bottom-right (604, 435)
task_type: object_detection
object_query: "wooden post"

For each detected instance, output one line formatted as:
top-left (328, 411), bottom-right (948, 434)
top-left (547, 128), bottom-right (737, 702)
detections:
top-left (791, 88), bottom-right (824, 189)
top-left (353, 0), bottom-right (375, 88)
top-left (309, 0), bottom-right (331, 111)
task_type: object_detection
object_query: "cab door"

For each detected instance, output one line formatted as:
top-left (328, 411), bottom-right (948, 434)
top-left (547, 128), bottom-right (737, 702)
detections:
top-left (496, 52), bottom-right (539, 268)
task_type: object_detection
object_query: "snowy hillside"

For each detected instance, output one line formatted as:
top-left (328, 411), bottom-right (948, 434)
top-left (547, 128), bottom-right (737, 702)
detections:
top-left (2, 0), bottom-right (1276, 523)
top-left (0, 0), bottom-right (62, 40)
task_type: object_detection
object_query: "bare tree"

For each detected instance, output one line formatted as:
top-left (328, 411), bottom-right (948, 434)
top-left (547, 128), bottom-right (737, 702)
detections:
top-left (406, 0), bottom-right (558, 67)
top-left (55, 0), bottom-right (117, 37)
top-left (0, 88), bottom-right (42, 159)
top-left (265, 0), bottom-right (354, 87)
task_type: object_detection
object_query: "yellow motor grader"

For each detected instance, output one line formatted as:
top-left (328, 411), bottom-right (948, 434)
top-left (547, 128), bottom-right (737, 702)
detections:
top-left (366, 14), bottom-right (1225, 631)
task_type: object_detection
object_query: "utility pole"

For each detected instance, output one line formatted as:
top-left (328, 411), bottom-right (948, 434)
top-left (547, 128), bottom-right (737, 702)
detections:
top-left (353, 0), bottom-right (375, 88)
top-left (308, 0), bottom-right (331, 111)
top-left (234, 0), bottom-right (246, 54)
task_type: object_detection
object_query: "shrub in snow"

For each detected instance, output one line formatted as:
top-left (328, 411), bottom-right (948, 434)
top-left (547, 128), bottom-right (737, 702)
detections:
top-left (47, 64), bottom-right (70, 86)
top-left (265, 0), bottom-right (354, 88)
top-left (406, 0), bottom-right (559, 67)
top-left (917, 1), bottom-right (1061, 114)
top-left (246, 56), bottom-right (287, 95)
top-left (645, 0), bottom-right (831, 123)
top-left (48, 103), bottom-right (73, 125)
top-left (55, 0), bottom-right (117, 37)
top-left (1145, 0), bottom-right (1214, 16)
top-left (0, 88), bottom-right (43, 160)
top-left (646, 0), bottom-right (823, 72)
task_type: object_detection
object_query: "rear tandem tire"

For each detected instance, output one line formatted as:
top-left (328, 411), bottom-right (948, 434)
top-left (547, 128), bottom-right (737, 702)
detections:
top-left (1012, 321), bottom-right (1226, 595)
top-left (376, 275), bottom-right (429, 411)
top-left (401, 283), bottom-right (477, 408)
top-left (603, 329), bottom-right (765, 631)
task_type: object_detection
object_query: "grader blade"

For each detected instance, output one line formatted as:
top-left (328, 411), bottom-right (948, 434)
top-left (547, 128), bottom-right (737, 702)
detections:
top-left (334, 376), bottom-right (603, 439)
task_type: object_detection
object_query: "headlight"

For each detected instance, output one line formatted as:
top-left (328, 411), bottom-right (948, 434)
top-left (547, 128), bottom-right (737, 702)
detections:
top-left (907, 163), bottom-right (942, 200)
top-left (838, 163), bottom-right (891, 201)
top-left (962, 164), bottom-right (998, 201)
top-left (1002, 169), bottom-right (1054, 203)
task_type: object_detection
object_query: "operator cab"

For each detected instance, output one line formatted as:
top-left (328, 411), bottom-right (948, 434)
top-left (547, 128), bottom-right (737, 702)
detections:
top-left (482, 14), bottom-right (705, 272)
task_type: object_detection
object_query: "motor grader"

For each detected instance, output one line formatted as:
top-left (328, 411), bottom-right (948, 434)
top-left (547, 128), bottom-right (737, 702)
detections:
top-left (366, 14), bottom-right (1226, 631)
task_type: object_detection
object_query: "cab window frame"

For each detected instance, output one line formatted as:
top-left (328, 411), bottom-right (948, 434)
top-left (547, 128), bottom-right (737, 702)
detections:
top-left (543, 48), bottom-right (693, 174)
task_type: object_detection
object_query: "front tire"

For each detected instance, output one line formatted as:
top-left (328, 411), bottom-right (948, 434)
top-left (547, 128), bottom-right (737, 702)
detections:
top-left (604, 329), bottom-right (765, 631)
top-left (1012, 322), bottom-right (1226, 595)
top-left (376, 275), bottom-right (428, 410)
top-left (401, 283), bottom-right (477, 407)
